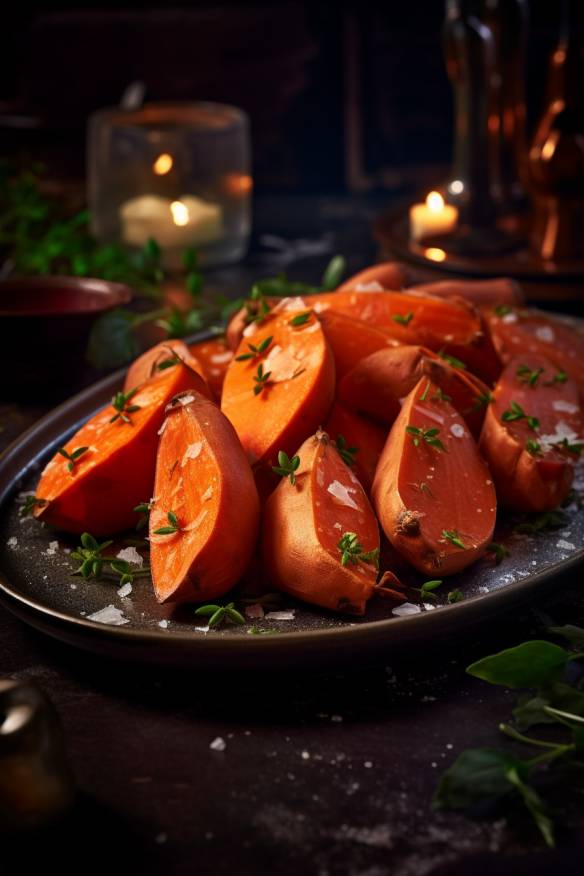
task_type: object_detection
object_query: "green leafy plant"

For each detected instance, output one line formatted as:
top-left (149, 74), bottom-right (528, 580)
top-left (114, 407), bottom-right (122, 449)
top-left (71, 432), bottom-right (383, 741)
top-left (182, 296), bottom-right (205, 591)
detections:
top-left (434, 631), bottom-right (584, 847)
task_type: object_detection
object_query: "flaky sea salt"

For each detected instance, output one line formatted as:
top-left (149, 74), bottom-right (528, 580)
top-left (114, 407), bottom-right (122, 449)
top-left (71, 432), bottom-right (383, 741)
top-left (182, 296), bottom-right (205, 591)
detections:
top-left (552, 400), bottom-right (579, 414)
top-left (87, 605), bottom-right (129, 626)
top-left (182, 441), bottom-right (203, 466)
top-left (7, 537), bottom-right (17, 549)
top-left (158, 619), bottom-right (169, 629)
top-left (45, 540), bottom-right (59, 556)
top-left (116, 546), bottom-right (143, 566)
top-left (265, 610), bottom-right (295, 621)
top-left (210, 737), bottom-right (226, 752)
top-left (535, 325), bottom-right (554, 342)
top-left (327, 480), bottom-right (359, 510)
top-left (450, 423), bottom-right (465, 438)
top-left (556, 539), bottom-right (576, 551)
top-left (117, 582), bottom-right (133, 598)
top-left (392, 602), bottom-right (421, 617)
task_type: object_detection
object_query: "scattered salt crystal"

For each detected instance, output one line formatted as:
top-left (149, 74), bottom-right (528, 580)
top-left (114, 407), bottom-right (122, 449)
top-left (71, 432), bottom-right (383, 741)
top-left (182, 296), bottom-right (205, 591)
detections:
top-left (301, 751), bottom-right (310, 760)
top-left (116, 546), bottom-right (143, 567)
top-left (355, 281), bottom-right (384, 292)
top-left (195, 625), bottom-right (210, 634)
top-left (45, 540), bottom-right (59, 556)
top-left (364, 761), bottom-right (373, 769)
top-left (117, 582), bottom-right (133, 598)
top-left (210, 351), bottom-right (233, 364)
top-left (556, 539), bottom-right (576, 551)
top-left (210, 737), bottom-right (226, 752)
top-left (423, 603), bottom-right (436, 611)
top-left (552, 399), bottom-right (578, 414)
top-left (446, 743), bottom-right (453, 749)
top-left (158, 619), bottom-right (169, 629)
top-left (450, 423), bottom-right (465, 438)
top-left (502, 312), bottom-right (518, 324)
top-left (265, 610), bottom-right (295, 621)
top-left (182, 441), bottom-right (203, 466)
top-left (327, 480), bottom-right (359, 510)
top-left (177, 394), bottom-right (195, 406)
top-left (535, 325), bottom-right (554, 343)
top-left (245, 604), bottom-right (264, 619)
top-left (7, 537), bottom-right (17, 549)
top-left (87, 605), bottom-right (129, 626)
top-left (392, 602), bottom-right (421, 617)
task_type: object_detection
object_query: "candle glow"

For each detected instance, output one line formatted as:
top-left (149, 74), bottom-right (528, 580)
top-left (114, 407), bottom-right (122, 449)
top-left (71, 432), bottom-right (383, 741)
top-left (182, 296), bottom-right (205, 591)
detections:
top-left (153, 153), bottom-right (173, 175)
top-left (170, 200), bottom-right (189, 226)
top-left (410, 191), bottom-right (458, 242)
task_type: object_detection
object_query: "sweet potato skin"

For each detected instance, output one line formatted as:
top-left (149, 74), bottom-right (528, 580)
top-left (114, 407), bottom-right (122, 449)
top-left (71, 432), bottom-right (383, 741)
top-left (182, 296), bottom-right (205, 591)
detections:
top-left (188, 336), bottom-right (233, 401)
top-left (410, 278), bottom-right (523, 307)
top-left (150, 391), bottom-right (260, 604)
top-left (34, 365), bottom-right (208, 535)
top-left (479, 354), bottom-right (582, 512)
top-left (338, 346), bottom-right (491, 439)
top-left (336, 261), bottom-right (407, 292)
top-left (324, 402), bottom-right (388, 494)
top-left (316, 309), bottom-right (399, 379)
top-left (124, 339), bottom-right (209, 394)
top-left (262, 432), bottom-right (380, 614)
top-left (372, 378), bottom-right (497, 575)
top-left (221, 303), bottom-right (335, 467)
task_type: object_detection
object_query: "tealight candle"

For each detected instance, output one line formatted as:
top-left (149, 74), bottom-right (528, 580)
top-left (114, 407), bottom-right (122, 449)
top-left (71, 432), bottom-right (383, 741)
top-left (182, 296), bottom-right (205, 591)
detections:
top-left (120, 194), bottom-right (223, 250)
top-left (409, 192), bottom-right (458, 242)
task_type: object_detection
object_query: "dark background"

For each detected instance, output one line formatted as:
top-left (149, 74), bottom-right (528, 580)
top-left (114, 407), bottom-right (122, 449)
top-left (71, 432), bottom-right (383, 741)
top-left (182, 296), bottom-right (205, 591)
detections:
top-left (0, 1), bottom-right (564, 194)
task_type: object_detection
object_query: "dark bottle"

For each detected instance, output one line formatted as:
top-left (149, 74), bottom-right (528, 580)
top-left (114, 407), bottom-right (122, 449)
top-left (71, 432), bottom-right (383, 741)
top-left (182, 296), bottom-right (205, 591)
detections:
top-left (529, 0), bottom-right (584, 261)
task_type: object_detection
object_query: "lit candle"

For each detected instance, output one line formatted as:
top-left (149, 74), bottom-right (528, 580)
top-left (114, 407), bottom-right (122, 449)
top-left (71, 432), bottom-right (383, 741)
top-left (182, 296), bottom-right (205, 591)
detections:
top-left (120, 194), bottom-right (223, 250)
top-left (409, 192), bottom-right (458, 242)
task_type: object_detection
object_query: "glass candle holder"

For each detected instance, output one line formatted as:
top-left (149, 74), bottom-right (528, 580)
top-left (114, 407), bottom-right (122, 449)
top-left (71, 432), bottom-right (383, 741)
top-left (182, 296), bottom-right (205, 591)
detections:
top-left (88, 102), bottom-right (252, 269)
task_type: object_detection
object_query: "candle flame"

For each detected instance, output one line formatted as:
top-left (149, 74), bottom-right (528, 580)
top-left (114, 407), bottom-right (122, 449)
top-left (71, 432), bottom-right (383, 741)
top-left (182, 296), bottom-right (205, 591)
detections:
top-left (170, 200), bottom-right (189, 226)
top-left (426, 191), bottom-right (444, 212)
top-left (425, 247), bottom-right (447, 263)
top-left (153, 153), bottom-right (173, 175)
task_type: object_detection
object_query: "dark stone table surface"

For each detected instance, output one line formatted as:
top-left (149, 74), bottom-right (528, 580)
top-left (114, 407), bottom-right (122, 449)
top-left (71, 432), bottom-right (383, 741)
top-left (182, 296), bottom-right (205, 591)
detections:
top-left (1, 195), bottom-right (583, 876)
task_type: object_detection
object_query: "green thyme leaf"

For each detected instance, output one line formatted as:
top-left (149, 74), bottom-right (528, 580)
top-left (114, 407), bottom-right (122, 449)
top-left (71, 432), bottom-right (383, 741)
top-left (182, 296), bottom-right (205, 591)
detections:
top-left (335, 434), bottom-right (358, 466)
top-left (392, 311), bottom-right (413, 326)
top-left (337, 532), bottom-right (380, 570)
top-left (442, 529), bottom-right (466, 549)
top-left (272, 451), bottom-right (301, 485)
top-left (486, 542), bottom-right (510, 564)
top-left (320, 254), bottom-right (346, 291)
top-left (517, 365), bottom-right (544, 388)
top-left (438, 351), bottom-right (466, 370)
top-left (289, 311), bottom-right (312, 327)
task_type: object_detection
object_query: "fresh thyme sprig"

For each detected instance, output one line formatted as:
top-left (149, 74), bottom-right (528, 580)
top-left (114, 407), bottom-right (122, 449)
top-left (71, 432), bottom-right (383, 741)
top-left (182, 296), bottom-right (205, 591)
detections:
top-left (57, 446), bottom-right (89, 473)
top-left (289, 311), bottom-right (312, 327)
top-left (272, 451), bottom-right (301, 485)
top-left (472, 390), bottom-right (493, 410)
top-left (110, 387), bottom-right (141, 424)
top-left (526, 439), bottom-right (543, 456)
top-left (235, 335), bottom-right (273, 362)
top-left (438, 351), bottom-right (467, 370)
top-left (517, 365), bottom-right (544, 388)
top-left (335, 434), bottom-right (358, 466)
top-left (253, 363), bottom-right (272, 396)
top-left (514, 510), bottom-right (567, 535)
top-left (153, 510), bottom-right (182, 535)
top-left (406, 425), bottom-right (446, 451)
top-left (337, 532), bottom-right (380, 570)
top-left (419, 579), bottom-right (443, 601)
top-left (133, 500), bottom-right (154, 532)
top-left (194, 602), bottom-right (246, 629)
top-left (442, 529), bottom-right (466, 549)
top-left (486, 542), bottom-right (511, 564)
top-left (392, 311), bottom-right (413, 326)
top-left (544, 369), bottom-right (568, 386)
top-left (19, 495), bottom-right (47, 517)
top-left (502, 401), bottom-right (540, 431)
top-left (70, 532), bottom-right (150, 585)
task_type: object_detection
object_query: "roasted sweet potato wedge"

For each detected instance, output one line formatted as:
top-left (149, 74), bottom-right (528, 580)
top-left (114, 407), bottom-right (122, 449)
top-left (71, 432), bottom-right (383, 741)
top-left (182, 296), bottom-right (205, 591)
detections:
top-left (335, 261), bottom-right (407, 292)
top-left (372, 378), bottom-right (497, 575)
top-left (149, 390), bottom-right (260, 604)
top-left (263, 431), bottom-right (381, 614)
top-left (410, 278), bottom-right (523, 308)
top-left (221, 301), bottom-right (335, 468)
top-left (338, 345), bottom-right (492, 439)
top-left (188, 336), bottom-right (233, 400)
top-left (124, 339), bottom-right (208, 394)
top-left (479, 354), bottom-right (582, 512)
top-left (484, 307), bottom-right (584, 396)
top-left (34, 364), bottom-right (209, 535)
top-left (324, 402), bottom-right (388, 494)
top-left (316, 309), bottom-right (399, 379)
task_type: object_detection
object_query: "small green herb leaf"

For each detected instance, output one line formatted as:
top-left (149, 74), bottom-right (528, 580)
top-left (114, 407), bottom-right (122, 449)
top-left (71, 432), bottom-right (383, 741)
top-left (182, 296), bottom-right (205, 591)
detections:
top-left (442, 529), bottom-right (466, 549)
top-left (438, 351), bottom-right (467, 370)
top-left (58, 445), bottom-right (89, 473)
top-left (337, 532), bottom-right (380, 570)
top-left (320, 254), bottom-right (346, 290)
top-left (392, 311), bottom-right (413, 326)
top-left (289, 311), bottom-right (312, 327)
top-left (252, 362), bottom-right (272, 395)
top-left (467, 641), bottom-right (571, 689)
top-left (19, 495), bottom-right (47, 517)
top-left (516, 365), bottom-right (544, 388)
top-left (153, 511), bottom-right (182, 535)
top-left (486, 542), bottom-right (510, 565)
top-left (406, 425), bottom-right (446, 452)
top-left (335, 434), bottom-right (358, 466)
top-left (272, 451), bottom-right (301, 485)
top-left (434, 748), bottom-right (527, 810)
top-left (447, 589), bottom-right (464, 604)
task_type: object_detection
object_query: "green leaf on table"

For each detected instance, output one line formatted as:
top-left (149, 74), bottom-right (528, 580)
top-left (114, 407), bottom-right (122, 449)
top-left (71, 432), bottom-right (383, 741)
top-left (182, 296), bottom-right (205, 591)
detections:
top-left (434, 748), bottom-right (527, 810)
top-left (505, 766), bottom-right (555, 848)
top-left (321, 254), bottom-right (346, 290)
top-left (86, 308), bottom-right (140, 369)
top-left (467, 641), bottom-right (570, 689)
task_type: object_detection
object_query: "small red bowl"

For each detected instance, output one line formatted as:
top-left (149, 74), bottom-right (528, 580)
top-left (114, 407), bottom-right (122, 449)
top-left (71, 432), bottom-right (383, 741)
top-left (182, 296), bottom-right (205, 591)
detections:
top-left (0, 276), bottom-right (132, 398)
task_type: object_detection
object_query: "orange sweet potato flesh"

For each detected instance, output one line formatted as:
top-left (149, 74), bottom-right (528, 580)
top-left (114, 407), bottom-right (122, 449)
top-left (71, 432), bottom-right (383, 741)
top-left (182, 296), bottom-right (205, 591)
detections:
top-left (188, 336), bottom-right (233, 401)
top-left (150, 391), bottom-right (260, 604)
top-left (316, 309), bottom-right (399, 379)
top-left (338, 346), bottom-right (491, 440)
top-left (262, 431), bottom-right (380, 614)
top-left (124, 339), bottom-right (208, 394)
top-left (410, 278), bottom-right (523, 307)
top-left (372, 378), bottom-right (497, 575)
top-left (484, 308), bottom-right (584, 397)
top-left (34, 364), bottom-right (209, 535)
top-left (336, 261), bottom-right (407, 292)
top-left (479, 354), bottom-right (582, 512)
top-left (324, 402), bottom-right (388, 494)
top-left (221, 303), bottom-right (335, 468)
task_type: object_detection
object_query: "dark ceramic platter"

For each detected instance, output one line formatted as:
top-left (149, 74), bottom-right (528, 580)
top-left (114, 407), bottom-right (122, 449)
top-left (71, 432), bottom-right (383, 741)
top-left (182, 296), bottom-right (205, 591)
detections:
top-left (0, 347), bottom-right (583, 669)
